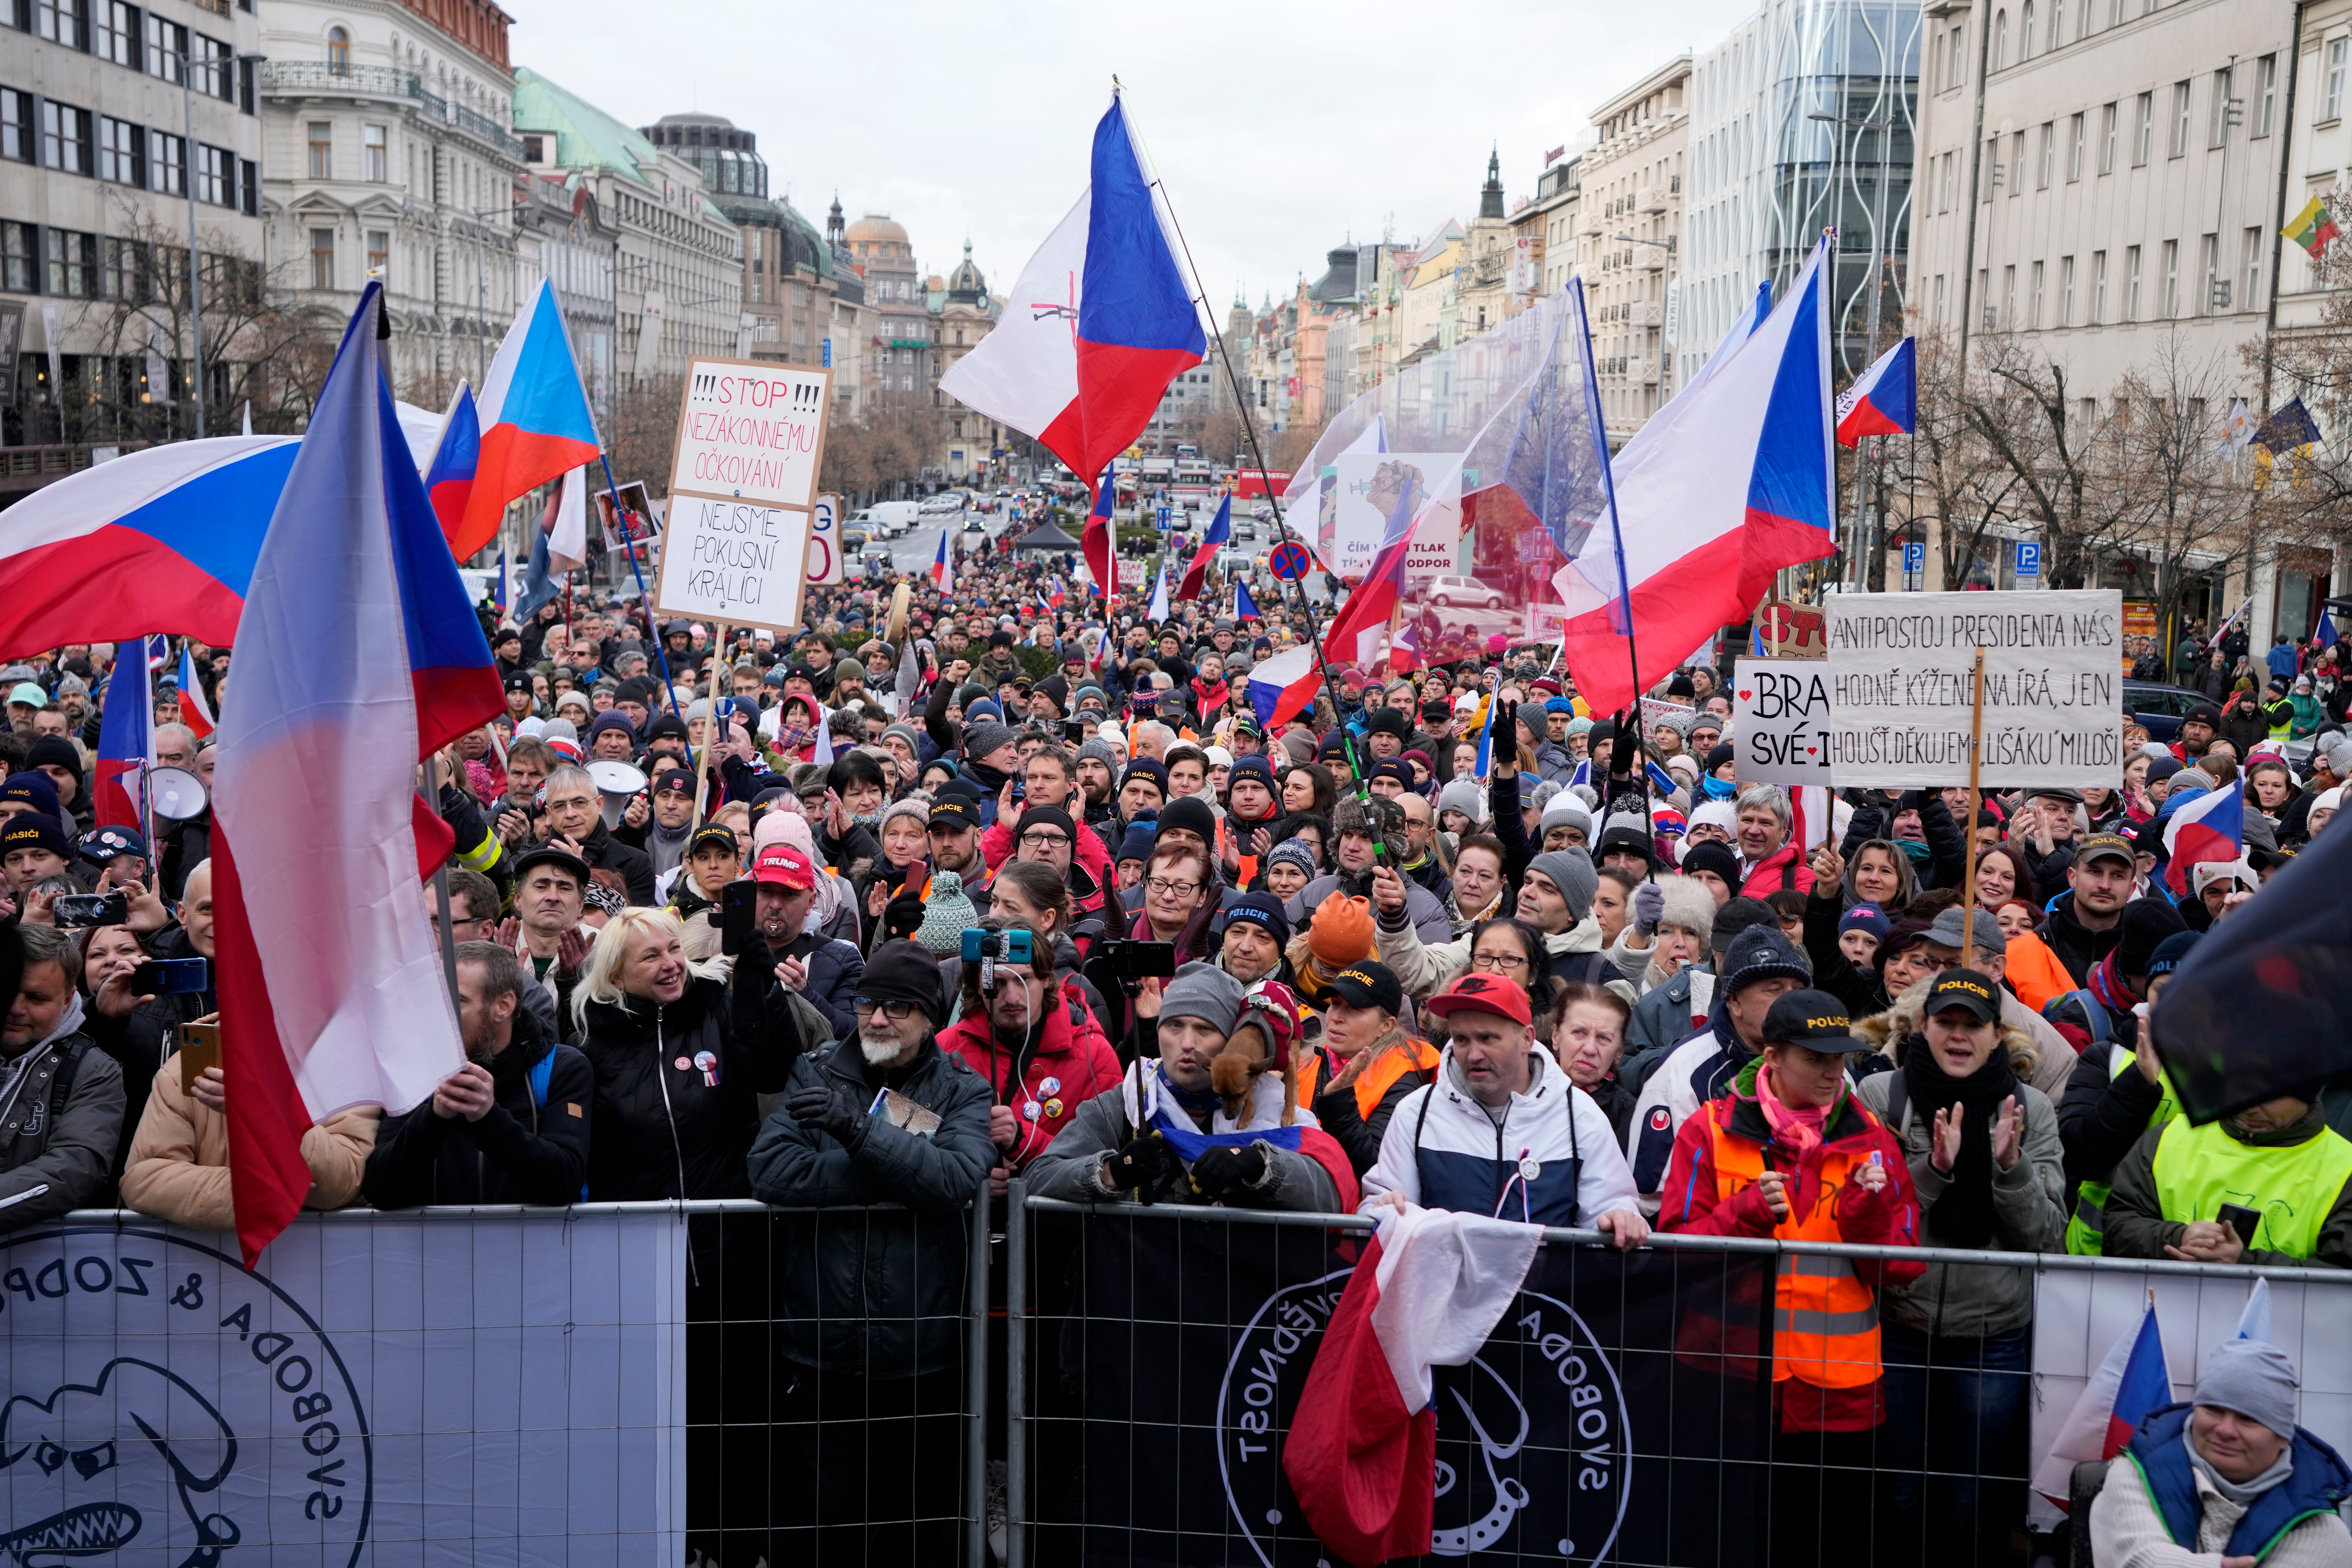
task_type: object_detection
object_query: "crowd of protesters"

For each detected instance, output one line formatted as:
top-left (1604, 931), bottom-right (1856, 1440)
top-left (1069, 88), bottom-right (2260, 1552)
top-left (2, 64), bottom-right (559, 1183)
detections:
top-left (0, 510), bottom-right (2346, 1568)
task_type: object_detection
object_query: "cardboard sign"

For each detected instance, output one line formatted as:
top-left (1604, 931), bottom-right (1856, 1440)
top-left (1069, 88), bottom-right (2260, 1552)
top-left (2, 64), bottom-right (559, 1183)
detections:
top-left (667, 358), bottom-right (832, 509)
top-left (1751, 599), bottom-right (1826, 659)
top-left (652, 495), bottom-right (811, 633)
top-left (1823, 589), bottom-right (2125, 788)
top-left (807, 493), bottom-right (845, 585)
top-left (1732, 659), bottom-right (1834, 785)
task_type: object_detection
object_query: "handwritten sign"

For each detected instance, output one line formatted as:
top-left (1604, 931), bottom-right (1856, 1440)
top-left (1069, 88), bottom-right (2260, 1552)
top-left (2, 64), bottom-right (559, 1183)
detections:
top-left (1824, 589), bottom-right (2125, 789)
top-left (1732, 659), bottom-right (1833, 786)
top-left (652, 495), bottom-right (810, 633)
top-left (807, 493), bottom-right (844, 585)
top-left (667, 358), bottom-right (832, 509)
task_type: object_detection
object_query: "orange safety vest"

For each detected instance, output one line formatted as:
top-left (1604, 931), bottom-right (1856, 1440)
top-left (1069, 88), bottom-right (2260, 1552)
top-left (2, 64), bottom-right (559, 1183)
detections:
top-left (1699, 1100), bottom-right (1886, 1391)
top-left (1299, 1035), bottom-right (1442, 1116)
top-left (2002, 928), bottom-right (2078, 1015)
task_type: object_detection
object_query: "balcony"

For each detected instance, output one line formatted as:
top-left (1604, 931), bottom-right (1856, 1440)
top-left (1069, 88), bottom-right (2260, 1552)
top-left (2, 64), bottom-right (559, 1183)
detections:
top-left (0, 442), bottom-right (153, 497)
top-left (1637, 187), bottom-right (1667, 213)
top-left (261, 62), bottom-right (525, 160)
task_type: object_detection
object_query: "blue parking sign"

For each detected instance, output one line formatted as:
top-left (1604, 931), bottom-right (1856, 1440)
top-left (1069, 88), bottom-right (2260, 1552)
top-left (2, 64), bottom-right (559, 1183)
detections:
top-left (1902, 541), bottom-right (1925, 574)
top-left (2015, 540), bottom-right (2042, 577)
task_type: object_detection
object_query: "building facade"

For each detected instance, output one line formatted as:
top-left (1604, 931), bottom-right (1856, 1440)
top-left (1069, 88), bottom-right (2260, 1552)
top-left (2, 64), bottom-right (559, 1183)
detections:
top-left (927, 239), bottom-right (1003, 482)
top-left (510, 161), bottom-right (612, 409)
top-left (1581, 54), bottom-right (1691, 441)
top-left (1, 0), bottom-right (267, 455)
top-left (257, 0), bottom-right (522, 403)
top-left (1523, 154), bottom-right (1583, 300)
top-left (844, 211), bottom-right (923, 407)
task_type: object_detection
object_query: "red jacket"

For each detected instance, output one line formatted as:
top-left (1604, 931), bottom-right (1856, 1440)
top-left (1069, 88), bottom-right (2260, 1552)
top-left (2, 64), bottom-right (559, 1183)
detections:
top-left (982, 804), bottom-right (1112, 920)
top-left (1738, 841), bottom-right (1815, 899)
top-left (938, 978), bottom-right (1123, 1171)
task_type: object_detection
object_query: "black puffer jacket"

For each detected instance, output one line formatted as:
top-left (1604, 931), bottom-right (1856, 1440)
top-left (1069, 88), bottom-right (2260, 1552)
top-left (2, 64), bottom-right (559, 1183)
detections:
top-left (746, 1034), bottom-right (994, 1377)
top-left (362, 1006), bottom-right (594, 1207)
top-left (575, 955), bottom-right (799, 1202)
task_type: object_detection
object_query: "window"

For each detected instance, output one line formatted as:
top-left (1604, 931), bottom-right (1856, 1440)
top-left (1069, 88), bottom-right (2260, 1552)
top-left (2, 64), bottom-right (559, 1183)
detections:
top-left (39, 100), bottom-right (89, 174)
top-left (2160, 239), bottom-right (2178, 317)
top-left (0, 223), bottom-right (32, 293)
top-left (2211, 69), bottom-right (2236, 146)
top-left (2053, 0), bottom-right (2066, 44)
top-left (2020, 1), bottom-right (2034, 58)
top-left (2060, 254), bottom-right (2076, 323)
top-left (2068, 112), bottom-right (2085, 179)
top-left (143, 14), bottom-right (181, 81)
top-left (2133, 92), bottom-right (2153, 164)
top-left (2010, 130), bottom-right (2026, 194)
top-left (2039, 122), bottom-right (2055, 187)
top-left (1948, 23), bottom-right (1964, 88)
top-left (309, 227), bottom-right (334, 290)
top-left (45, 227), bottom-right (95, 297)
top-left (94, 0), bottom-right (134, 66)
top-left (2170, 80), bottom-right (2191, 156)
top-left (2100, 102), bottom-right (2118, 172)
top-left (0, 88), bottom-right (28, 162)
top-left (2092, 250), bottom-right (2108, 320)
top-left (1993, 8), bottom-right (2007, 69)
top-left (190, 34), bottom-right (229, 100)
top-left (2003, 264), bottom-right (2017, 325)
top-left (1941, 149), bottom-right (1956, 211)
top-left (149, 130), bottom-right (180, 193)
top-left (35, 0), bottom-right (80, 47)
top-left (2031, 259), bottom-right (2045, 324)
top-left (2243, 227), bottom-right (2263, 309)
top-left (2329, 38), bottom-right (2348, 123)
top-left (95, 114), bottom-right (138, 185)
top-left (194, 141), bottom-right (226, 205)
top-left (103, 236), bottom-right (142, 300)
top-left (2125, 245), bottom-right (2142, 318)
top-left (366, 229), bottom-right (387, 279)
top-left (2200, 233), bottom-right (2220, 312)
top-left (362, 122), bottom-right (385, 181)
top-left (1933, 273), bottom-right (1947, 323)
top-left (2256, 54), bottom-right (2278, 136)
top-left (326, 23), bottom-right (348, 72)
top-left (306, 120), bottom-right (330, 179)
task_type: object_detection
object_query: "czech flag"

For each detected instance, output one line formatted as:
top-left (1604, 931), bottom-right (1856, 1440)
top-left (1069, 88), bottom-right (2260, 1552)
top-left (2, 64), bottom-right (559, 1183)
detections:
top-left (92, 654), bottom-right (151, 830)
top-left (211, 282), bottom-right (503, 1267)
top-left (174, 643), bottom-right (215, 741)
top-left (1234, 578), bottom-right (1259, 621)
top-left (937, 94), bottom-right (1205, 510)
top-left (931, 529), bottom-right (954, 593)
top-left (1835, 337), bottom-right (1916, 446)
top-left (1282, 1205), bottom-right (1540, 1566)
top-left (2031, 1299), bottom-right (2173, 1509)
top-left (1247, 644), bottom-right (1321, 730)
top-left (454, 280), bottom-right (602, 563)
top-left (2163, 776), bottom-right (2244, 897)
top-left (423, 382), bottom-right (481, 544)
top-left (1048, 576), bottom-right (1066, 610)
top-left (1083, 471), bottom-right (1115, 597)
top-left (1176, 494), bottom-right (1231, 601)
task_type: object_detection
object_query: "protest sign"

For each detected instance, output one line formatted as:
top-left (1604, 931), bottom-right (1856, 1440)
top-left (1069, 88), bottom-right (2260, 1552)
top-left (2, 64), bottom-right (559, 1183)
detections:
top-left (595, 478), bottom-right (660, 551)
top-left (652, 494), bottom-right (811, 633)
top-left (666, 358), bottom-right (831, 509)
top-left (1328, 452), bottom-right (1453, 583)
top-left (807, 493), bottom-right (845, 585)
top-left (1824, 589), bottom-right (2124, 788)
top-left (1750, 599), bottom-right (1826, 659)
top-left (1732, 658), bottom-right (1833, 785)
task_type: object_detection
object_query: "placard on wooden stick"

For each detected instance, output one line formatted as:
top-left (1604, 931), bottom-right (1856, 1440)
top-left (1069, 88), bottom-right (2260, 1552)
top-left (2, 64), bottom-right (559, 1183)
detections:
top-left (652, 357), bottom-right (833, 635)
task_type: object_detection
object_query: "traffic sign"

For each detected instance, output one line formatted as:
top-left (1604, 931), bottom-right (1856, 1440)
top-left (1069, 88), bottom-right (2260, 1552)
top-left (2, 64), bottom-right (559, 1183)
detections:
top-left (1902, 541), bottom-right (1925, 574)
top-left (2015, 540), bottom-right (2042, 577)
top-left (1155, 506), bottom-right (1172, 529)
top-left (1268, 541), bottom-right (1312, 580)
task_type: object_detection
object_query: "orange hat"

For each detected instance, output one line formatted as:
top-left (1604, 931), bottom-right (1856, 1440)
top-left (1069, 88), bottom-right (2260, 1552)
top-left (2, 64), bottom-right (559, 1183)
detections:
top-left (1305, 895), bottom-right (1376, 970)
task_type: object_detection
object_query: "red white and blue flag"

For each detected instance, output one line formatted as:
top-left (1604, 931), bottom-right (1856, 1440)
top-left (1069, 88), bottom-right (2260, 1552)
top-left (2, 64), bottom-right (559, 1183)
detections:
top-left (1176, 493), bottom-right (1231, 600)
top-left (1048, 576), bottom-right (1066, 610)
top-left (455, 280), bottom-right (603, 562)
top-left (212, 282), bottom-right (504, 1267)
top-left (92, 652), bottom-right (151, 830)
top-left (1247, 645), bottom-right (1320, 730)
top-left (422, 382), bottom-right (482, 544)
top-left (1835, 336), bottom-right (1916, 446)
top-left (174, 642), bottom-right (215, 741)
top-left (931, 528), bottom-right (954, 593)
top-left (1083, 471), bottom-right (1116, 597)
top-left (2163, 776), bottom-right (2244, 897)
top-left (937, 94), bottom-right (1206, 557)
top-left (1233, 578), bottom-right (1259, 621)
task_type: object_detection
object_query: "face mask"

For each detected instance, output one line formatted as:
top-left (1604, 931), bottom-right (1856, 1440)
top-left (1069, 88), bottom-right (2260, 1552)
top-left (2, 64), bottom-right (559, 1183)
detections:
top-left (1702, 775), bottom-right (1737, 801)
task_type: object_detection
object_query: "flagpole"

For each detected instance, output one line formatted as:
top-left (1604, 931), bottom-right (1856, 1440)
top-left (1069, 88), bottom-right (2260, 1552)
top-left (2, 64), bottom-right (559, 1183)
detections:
top-left (596, 452), bottom-right (687, 724)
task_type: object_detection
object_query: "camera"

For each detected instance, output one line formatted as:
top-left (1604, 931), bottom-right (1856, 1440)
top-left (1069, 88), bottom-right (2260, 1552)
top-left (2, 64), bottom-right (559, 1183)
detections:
top-left (960, 927), bottom-right (1034, 966)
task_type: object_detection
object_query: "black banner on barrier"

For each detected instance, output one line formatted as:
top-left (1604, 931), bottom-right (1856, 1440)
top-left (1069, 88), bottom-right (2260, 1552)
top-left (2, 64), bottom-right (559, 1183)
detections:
top-left (1029, 1213), bottom-right (1777, 1568)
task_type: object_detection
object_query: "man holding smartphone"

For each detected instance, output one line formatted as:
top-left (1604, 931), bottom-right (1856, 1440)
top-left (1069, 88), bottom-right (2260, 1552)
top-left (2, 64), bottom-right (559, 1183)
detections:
top-left (2103, 1087), bottom-right (2352, 1269)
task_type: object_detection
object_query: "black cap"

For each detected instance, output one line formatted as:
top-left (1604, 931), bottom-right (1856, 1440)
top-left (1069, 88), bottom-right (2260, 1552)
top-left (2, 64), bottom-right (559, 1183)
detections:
top-left (1014, 804), bottom-right (1076, 842)
top-left (503, 673), bottom-right (534, 693)
top-left (1760, 989), bottom-right (1872, 1053)
top-left (687, 824), bottom-right (738, 860)
top-left (1313, 961), bottom-right (1403, 1016)
top-left (1924, 969), bottom-right (2001, 1024)
top-left (928, 795), bottom-right (983, 834)
top-left (512, 842), bottom-right (590, 887)
top-left (859, 938), bottom-right (946, 1024)
top-left (2028, 786), bottom-right (2085, 804)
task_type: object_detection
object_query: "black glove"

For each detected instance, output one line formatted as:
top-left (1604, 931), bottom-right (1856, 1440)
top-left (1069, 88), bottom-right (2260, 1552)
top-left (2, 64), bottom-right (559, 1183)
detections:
top-left (787, 1084), bottom-right (868, 1148)
top-left (1188, 1143), bottom-right (1268, 1199)
top-left (1105, 1134), bottom-right (1174, 1195)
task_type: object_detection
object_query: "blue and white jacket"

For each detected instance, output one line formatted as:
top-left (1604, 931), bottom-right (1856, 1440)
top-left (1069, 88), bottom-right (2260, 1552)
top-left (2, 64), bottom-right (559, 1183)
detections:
top-left (1360, 1045), bottom-right (1639, 1228)
top-left (1625, 1009), bottom-right (1754, 1215)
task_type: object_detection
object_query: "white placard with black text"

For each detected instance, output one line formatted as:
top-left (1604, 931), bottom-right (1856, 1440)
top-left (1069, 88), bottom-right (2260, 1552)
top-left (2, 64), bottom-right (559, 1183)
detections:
top-left (653, 493), bottom-right (812, 633)
top-left (1731, 659), bottom-right (1834, 786)
top-left (667, 359), bottom-right (831, 509)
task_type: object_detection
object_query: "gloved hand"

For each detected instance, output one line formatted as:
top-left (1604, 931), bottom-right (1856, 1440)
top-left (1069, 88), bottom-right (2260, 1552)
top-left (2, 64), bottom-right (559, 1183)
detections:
top-left (787, 1084), bottom-right (869, 1148)
top-left (1631, 880), bottom-right (1666, 936)
top-left (1189, 1143), bottom-right (1268, 1198)
top-left (1105, 1134), bottom-right (1174, 1194)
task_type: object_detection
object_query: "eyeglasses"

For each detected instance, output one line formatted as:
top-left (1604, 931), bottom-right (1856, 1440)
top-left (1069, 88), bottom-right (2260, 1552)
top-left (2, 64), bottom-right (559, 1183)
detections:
top-left (853, 997), bottom-right (921, 1021)
top-left (1017, 831), bottom-right (1070, 849)
top-left (1145, 877), bottom-right (1201, 898)
top-left (1470, 951), bottom-right (1530, 973)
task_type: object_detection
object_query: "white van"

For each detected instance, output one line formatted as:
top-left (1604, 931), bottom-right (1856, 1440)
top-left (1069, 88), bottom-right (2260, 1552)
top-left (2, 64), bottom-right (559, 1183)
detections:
top-left (856, 501), bottom-right (923, 534)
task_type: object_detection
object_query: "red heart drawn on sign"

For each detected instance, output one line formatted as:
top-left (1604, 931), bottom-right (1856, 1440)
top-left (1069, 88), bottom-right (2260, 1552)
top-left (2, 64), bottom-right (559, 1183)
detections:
top-left (1737, 690), bottom-right (1752, 701)
top-left (1806, 746), bottom-right (1818, 755)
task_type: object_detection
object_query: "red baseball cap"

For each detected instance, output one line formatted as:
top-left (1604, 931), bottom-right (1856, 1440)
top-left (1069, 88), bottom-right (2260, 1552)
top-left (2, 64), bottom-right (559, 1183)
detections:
top-left (1422, 971), bottom-right (1533, 1027)
top-left (751, 843), bottom-right (815, 891)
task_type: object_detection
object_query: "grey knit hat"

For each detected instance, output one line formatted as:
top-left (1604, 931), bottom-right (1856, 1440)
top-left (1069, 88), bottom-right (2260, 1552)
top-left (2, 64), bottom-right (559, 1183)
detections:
top-left (914, 869), bottom-right (979, 954)
top-left (1158, 960), bottom-right (1245, 1039)
top-left (1516, 702), bottom-right (1550, 740)
top-left (1077, 737), bottom-right (1116, 768)
top-left (963, 720), bottom-right (1019, 763)
top-left (2194, 1339), bottom-right (2301, 1438)
top-left (1437, 777), bottom-right (1485, 824)
top-left (1266, 838), bottom-right (1320, 881)
top-left (882, 722), bottom-right (923, 754)
top-left (1525, 849), bottom-right (1599, 924)
top-left (1719, 924), bottom-right (1813, 996)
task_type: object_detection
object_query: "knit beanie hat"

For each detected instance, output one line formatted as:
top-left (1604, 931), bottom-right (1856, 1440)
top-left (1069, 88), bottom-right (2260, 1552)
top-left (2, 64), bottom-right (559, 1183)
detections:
top-left (2145, 755), bottom-right (2184, 784)
top-left (1306, 895), bottom-right (1376, 969)
top-left (1117, 818), bottom-right (1159, 864)
top-left (915, 869), bottom-right (979, 953)
top-left (1121, 759), bottom-right (1170, 797)
top-left (1515, 702), bottom-right (1550, 740)
top-left (1156, 796), bottom-right (1218, 846)
top-left (1538, 793), bottom-right (1593, 840)
top-left (1436, 777), bottom-right (1485, 824)
top-left (1222, 891), bottom-right (1291, 948)
top-left (1265, 838), bottom-right (1319, 882)
top-left (1077, 737), bottom-right (1116, 769)
top-left (1704, 743), bottom-right (1736, 775)
top-left (2144, 929), bottom-right (2200, 980)
top-left (861, 938), bottom-right (947, 1025)
top-left (23, 736), bottom-right (82, 788)
top-left (882, 722), bottom-right (923, 755)
top-left (963, 720), bottom-right (1019, 763)
top-left (1687, 800), bottom-right (1738, 839)
top-left (878, 797), bottom-right (931, 841)
top-left (1159, 960), bottom-right (1245, 1038)
top-left (1680, 840), bottom-right (1744, 890)
top-left (1838, 903), bottom-right (1892, 942)
top-left (2115, 895), bottom-right (2189, 981)
top-left (1719, 924), bottom-right (1812, 996)
top-left (2193, 1339), bottom-right (2302, 1439)
top-left (1526, 848), bottom-right (1599, 924)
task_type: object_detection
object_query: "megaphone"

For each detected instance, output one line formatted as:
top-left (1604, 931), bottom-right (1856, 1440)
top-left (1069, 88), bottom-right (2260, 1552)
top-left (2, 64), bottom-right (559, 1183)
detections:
top-left (587, 759), bottom-right (646, 831)
top-left (146, 767), bottom-right (209, 823)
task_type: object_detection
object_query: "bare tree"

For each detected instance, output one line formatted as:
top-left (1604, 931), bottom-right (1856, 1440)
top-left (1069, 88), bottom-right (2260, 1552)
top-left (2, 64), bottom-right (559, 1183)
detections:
top-left (601, 375), bottom-right (683, 495)
top-left (1880, 329), bottom-right (2029, 588)
top-left (2101, 332), bottom-right (2259, 642)
top-left (2242, 216), bottom-right (2352, 560)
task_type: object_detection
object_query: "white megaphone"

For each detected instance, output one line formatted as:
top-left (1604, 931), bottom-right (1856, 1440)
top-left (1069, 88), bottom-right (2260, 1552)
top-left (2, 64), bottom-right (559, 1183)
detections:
top-left (146, 766), bottom-right (209, 822)
top-left (587, 759), bottom-right (646, 831)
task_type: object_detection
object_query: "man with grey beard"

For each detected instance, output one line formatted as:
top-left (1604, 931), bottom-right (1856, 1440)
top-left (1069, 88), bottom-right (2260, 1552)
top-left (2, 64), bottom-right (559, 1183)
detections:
top-left (748, 937), bottom-right (996, 1561)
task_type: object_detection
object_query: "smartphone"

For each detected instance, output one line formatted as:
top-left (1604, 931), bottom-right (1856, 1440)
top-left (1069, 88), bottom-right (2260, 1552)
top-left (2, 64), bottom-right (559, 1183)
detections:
top-left (1011, 778), bottom-right (1026, 802)
top-left (720, 881), bottom-right (757, 958)
top-left (52, 891), bottom-right (129, 929)
top-left (2217, 1203), bottom-right (2263, 1248)
top-left (1062, 719), bottom-right (1085, 743)
top-left (177, 1019), bottom-right (220, 1093)
top-left (1101, 938), bottom-right (1177, 980)
top-left (130, 958), bottom-right (210, 995)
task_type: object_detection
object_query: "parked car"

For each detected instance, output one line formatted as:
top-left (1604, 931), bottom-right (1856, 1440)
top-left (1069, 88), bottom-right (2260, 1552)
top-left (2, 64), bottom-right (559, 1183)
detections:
top-left (1428, 574), bottom-right (1505, 610)
top-left (842, 529), bottom-right (870, 551)
top-left (858, 541), bottom-right (895, 572)
top-left (2122, 679), bottom-right (2210, 743)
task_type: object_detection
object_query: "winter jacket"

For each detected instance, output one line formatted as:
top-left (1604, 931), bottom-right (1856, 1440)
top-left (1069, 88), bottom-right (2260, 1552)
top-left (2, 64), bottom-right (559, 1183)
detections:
top-left (361, 1008), bottom-right (593, 1208)
top-left (1853, 1048), bottom-right (2065, 1338)
top-left (1024, 1060), bottom-right (1345, 1212)
top-left (2042, 892), bottom-right (2126, 992)
top-left (81, 925), bottom-right (213, 1184)
top-left (1849, 980), bottom-right (2077, 1103)
top-left (1738, 840), bottom-right (1815, 899)
top-left (2091, 1405), bottom-right (2352, 1568)
top-left (120, 1061), bottom-right (376, 1231)
top-left (746, 1034), bottom-right (997, 1376)
top-left (936, 980), bottom-right (1123, 1171)
top-left (574, 961), bottom-right (800, 1203)
top-left (0, 1009), bottom-right (124, 1230)
top-left (1372, 910), bottom-right (1631, 1006)
top-left (540, 819), bottom-right (656, 907)
top-left (2102, 1103), bottom-right (2352, 1269)
top-left (776, 928), bottom-right (865, 1042)
top-left (1621, 966), bottom-right (1716, 1082)
top-left (2004, 927), bottom-right (2081, 1014)
top-left (1361, 1045), bottom-right (1641, 1226)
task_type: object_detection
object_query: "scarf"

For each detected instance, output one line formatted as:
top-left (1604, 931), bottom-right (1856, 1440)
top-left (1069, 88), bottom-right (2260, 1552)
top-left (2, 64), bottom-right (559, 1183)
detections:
top-left (1900, 1037), bottom-right (2018, 1247)
top-left (2087, 950), bottom-right (2140, 1016)
top-left (2185, 1426), bottom-right (2295, 1508)
top-left (1754, 1063), bottom-right (1830, 1162)
top-left (1896, 837), bottom-right (1933, 863)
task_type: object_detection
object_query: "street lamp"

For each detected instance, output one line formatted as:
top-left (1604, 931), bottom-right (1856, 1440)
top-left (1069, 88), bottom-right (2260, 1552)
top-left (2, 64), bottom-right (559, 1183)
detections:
top-left (1613, 231), bottom-right (1677, 408)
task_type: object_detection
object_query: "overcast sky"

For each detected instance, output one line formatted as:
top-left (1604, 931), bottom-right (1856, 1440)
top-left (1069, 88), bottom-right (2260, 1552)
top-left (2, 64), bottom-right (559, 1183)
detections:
top-left (509, 0), bottom-right (1757, 316)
